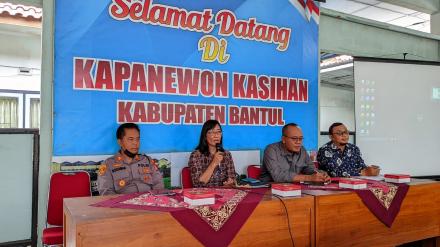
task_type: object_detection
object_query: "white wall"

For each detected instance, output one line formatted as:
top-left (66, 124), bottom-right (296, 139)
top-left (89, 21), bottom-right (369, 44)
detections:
top-left (319, 84), bottom-right (355, 132)
top-left (0, 28), bottom-right (41, 91)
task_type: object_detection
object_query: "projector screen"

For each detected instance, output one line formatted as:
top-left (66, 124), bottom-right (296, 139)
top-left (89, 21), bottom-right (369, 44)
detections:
top-left (354, 58), bottom-right (440, 176)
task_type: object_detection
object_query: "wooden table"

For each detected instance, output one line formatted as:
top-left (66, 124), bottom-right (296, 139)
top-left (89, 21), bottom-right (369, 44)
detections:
top-left (304, 179), bottom-right (440, 247)
top-left (63, 192), bottom-right (314, 247)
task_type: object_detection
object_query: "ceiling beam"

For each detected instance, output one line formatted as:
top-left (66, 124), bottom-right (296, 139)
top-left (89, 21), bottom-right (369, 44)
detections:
top-left (378, 0), bottom-right (439, 14)
top-left (320, 8), bottom-right (440, 61)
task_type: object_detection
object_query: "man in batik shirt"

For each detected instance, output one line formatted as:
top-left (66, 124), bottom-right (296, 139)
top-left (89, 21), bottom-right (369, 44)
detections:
top-left (317, 122), bottom-right (380, 177)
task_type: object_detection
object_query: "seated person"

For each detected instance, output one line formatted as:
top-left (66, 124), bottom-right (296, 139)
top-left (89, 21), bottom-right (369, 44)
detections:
top-left (188, 120), bottom-right (236, 187)
top-left (97, 123), bottom-right (164, 195)
top-left (260, 123), bottom-right (330, 183)
top-left (317, 122), bottom-right (380, 177)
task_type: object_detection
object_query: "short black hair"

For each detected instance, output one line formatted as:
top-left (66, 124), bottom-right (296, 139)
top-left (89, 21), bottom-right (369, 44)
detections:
top-left (195, 119), bottom-right (222, 155)
top-left (116, 123), bottom-right (140, 140)
top-left (282, 123), bottom-right (298, 136)
top-left (328, 122), bottom-right (344, 135)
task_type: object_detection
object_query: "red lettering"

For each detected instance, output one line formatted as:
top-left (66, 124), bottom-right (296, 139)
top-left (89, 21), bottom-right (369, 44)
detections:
top-left (229, 106), bottom-right (240, 125)
top-left (114, 61), bottom-right (130, 91)
top-left (147, 102), bottom-right (160, 123)
top-left (288, 79), bottom-right (298, 101)
top-left (246, 75), bottom-right (258, 99)
top-left (149, 5), bottom-right (166, 23)
top-left (74, 58), bottom-right (94, 89)
top-left (239, 107), bottom-right (249, 125)
top-left (174, 103), bottom-right (185, 124)
top-left (299, 79), bottom-right (308, 102)
top-left (214, 72), bottom-right (228, 97)
top-left (214, 106), bottom-right (226, 125)
top-left (177, 68), bottom-right (199, 96)
top-left (130, 63), bottom-right (147, 92)
top-left (161, 103), bottom-right (173, 124)
top-left (147, 64), bottom-right (163, 93)
top-left (132, 102), bottom-right (147, 122)
top-left (258, 76), bottom-right (270, 100)
top-left (200, 71), bottom-right (214, 97)
top-left (185, 105), bottom-right (197, 124)
top-left (164, 67), bottom-right (177, 94)
top-left (118, 101), bottom-right (133, 122)
top-left (129, 2), bottom-right (143, 21)
top-left (109, 0), bottom-right (130, 19)
top-left (233, 73), bottom-right (246, 98)
top-left (216, 10), bottom-right (235, 35)
top-left (95, 61), bottom-right (113, 90)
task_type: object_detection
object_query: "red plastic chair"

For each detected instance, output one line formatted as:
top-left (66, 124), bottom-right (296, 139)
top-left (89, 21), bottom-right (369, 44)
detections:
top-left (247, 165), bottom-right (262, 179)
top-left (42, 171), bottom-right (91, 246)
top-left (181, 167), bottom-right (193, 188)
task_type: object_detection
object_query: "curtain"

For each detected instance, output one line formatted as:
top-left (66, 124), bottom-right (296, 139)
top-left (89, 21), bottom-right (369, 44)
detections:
top-left (0, 97), bottom-right (18, 128)
top-left (30, 98), bottom-right (40, 128)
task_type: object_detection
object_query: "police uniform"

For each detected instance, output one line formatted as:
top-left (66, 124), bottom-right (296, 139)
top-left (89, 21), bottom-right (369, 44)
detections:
top-left (97, 152), bottom-right (164, 195)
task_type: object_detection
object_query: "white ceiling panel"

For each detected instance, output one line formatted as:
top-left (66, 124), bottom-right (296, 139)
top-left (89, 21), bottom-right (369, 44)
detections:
top-left (321, 0), bottom-right (431, 33)
top-left (376, 2), bottom-right (417, 15)
top-left (353, 0), bottom-right (381, 5)
top-left (407, 22), bottom-right (430, 33)
top-left (321, 0), bottom-right (368, 14)
top-left (388, 16), bottom-right (426, 27)
top-left (352, 6), bottom-right (406, 22)
top-left (413, 12), bottom-right (430, 21)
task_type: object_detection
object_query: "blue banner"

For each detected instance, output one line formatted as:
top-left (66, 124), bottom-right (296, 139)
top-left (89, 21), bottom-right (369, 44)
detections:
top-left (54, 0), bottom-right (320, 156)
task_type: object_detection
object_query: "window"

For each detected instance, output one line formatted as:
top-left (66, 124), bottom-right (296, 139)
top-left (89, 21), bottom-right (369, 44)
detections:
top-left (0, 97), bottom-right (19, 128)
top-left (30, 98), bottom-right (40, 128)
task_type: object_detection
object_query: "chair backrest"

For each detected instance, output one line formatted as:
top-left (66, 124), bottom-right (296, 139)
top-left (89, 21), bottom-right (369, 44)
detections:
top-left (247, 165), bottom-right (261, 179)
top-left (47, 171), bottom-right (91, 226)
top-left (181, 167), bottom-right (193, 188)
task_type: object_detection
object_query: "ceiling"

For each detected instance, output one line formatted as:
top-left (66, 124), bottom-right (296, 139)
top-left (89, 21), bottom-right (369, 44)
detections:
top-left (321, 0), bottom-right (431, 33)
top-left (320, 65), bottom-right (354, 89)
top-left (320, 0), bottom-right (433, 88)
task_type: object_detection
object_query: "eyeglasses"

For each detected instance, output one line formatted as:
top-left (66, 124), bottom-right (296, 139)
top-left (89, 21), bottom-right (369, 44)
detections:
top-left (207, 130), bottom-right (222, 136)
top-left (283, 135), bottom-right (304, 142)
top-left (333, 131), bottom-right (349, 136)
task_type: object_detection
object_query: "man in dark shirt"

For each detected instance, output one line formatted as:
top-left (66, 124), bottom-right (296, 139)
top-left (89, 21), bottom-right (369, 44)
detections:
top-left (317, 122), bottom-right (380, 177)
top-left (260, 123), bottom-right (330, 183)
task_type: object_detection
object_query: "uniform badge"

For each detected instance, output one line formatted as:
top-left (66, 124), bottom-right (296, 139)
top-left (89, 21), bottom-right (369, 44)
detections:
top-left (116, 155), bottom-right (123, 161)
top-left (143, 167), bottom-right (150, 173)
top-left (135, 155), bottom-right (140, 161)
top-left (118, 179), bottom-right (126, 187)
top-left (113, 163), bottom-right (122, 168)
top-left (151, 159), bottom-right (159, 171)
top-left (143, 175), bottom-right (151, 183)
top-left (98, 164), bottom-right (107, 176)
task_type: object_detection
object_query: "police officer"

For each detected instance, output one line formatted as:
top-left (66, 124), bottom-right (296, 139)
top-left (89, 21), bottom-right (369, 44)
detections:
top-left (97, 123), bottom-right (164, 195)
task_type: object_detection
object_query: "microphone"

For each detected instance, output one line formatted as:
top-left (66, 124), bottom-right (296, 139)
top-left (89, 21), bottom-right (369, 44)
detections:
top-left (216, 143), bottom-right (224, 152)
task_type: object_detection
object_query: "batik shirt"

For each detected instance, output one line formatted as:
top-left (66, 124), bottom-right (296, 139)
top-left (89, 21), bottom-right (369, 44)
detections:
top-left (188, 150), bottom-right (236, 187)
top-left (317, 141), bottom-right (366, 177)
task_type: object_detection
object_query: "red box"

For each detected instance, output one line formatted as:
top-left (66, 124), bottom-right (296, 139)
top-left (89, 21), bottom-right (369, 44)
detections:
top-left (183, 190), bottom-right (215, 199)
top-left (339, 178), bottom-right (367, 189)
top-left (272, 183), bottom-right (301, 197)
top-left (272, 184), bottom-right (301, 191)
top-left (384, 174), bottom-right (410, 179)
top-left (184, 190), bottom-right (215, 206)
top-left (384, 174), bottom-right (410, 183)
